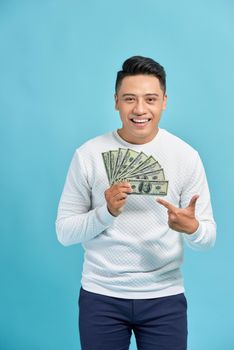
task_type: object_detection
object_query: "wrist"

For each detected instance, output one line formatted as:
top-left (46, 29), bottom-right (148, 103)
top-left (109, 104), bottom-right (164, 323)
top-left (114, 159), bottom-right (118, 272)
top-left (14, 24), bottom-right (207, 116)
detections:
top-left (186, 219), bottom-right (199, 235)
top-left (107, 206), bottom-right (119, 217)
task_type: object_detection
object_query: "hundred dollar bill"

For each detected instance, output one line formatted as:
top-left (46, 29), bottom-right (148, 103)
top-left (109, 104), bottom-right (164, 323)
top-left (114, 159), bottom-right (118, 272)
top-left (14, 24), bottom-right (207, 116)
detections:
top-left (111, 148), bottom-right (128, 184)
top-left (117, 149), bottom-right (139, 179)
top-left (117, 151), bottom-right (148, 180)
top-left (102, 151), bottom-right (111, 184)
top-left (109, 150), bottom-right (119, 184)
top-left (128, 180), bottom-right (168, 195)
top-left (127, 155), bottom-right (158, 175)
top-left (126, 168), bottom-right (165, 181)
top-left (129, 158), bottom-right (162, 176)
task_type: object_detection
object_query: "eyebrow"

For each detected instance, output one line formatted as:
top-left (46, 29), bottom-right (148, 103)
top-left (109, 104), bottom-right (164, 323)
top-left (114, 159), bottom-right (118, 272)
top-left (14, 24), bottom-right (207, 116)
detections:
top-left (121, 93), bottom-right (160, 97)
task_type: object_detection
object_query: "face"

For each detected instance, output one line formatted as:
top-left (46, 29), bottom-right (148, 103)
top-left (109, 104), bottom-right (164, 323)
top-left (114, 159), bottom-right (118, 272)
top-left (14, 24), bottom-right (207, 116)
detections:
top-left (115, 74), bottom-right (167, 144)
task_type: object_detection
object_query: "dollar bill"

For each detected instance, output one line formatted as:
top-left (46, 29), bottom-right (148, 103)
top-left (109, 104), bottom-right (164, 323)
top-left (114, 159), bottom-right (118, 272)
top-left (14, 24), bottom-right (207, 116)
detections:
top-left (127, 155), bottom-right (158, 174)
top-left (128, 180), bottom-right (168, 195)
top-left (116, 149), bottom-right (139, 179)
top-left (129, 159), bottom-right (162, 177)
top-left (116, 151), bottom-right (148, 180)
top-left (126, 168), bottom-right (165, 181)
top-left (102, 148), bottom-right (169, 196)
top-left (109, 150), bottom-right (119, 184)
top-left (111, 148), bottom-right (128, 184)
top-left (102, 151), bottom-right (111, 184)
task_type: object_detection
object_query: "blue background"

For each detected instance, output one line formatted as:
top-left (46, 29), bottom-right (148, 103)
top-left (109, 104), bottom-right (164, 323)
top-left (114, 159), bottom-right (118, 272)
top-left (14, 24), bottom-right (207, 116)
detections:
top-left (0, 1), bottom-right (233, 349)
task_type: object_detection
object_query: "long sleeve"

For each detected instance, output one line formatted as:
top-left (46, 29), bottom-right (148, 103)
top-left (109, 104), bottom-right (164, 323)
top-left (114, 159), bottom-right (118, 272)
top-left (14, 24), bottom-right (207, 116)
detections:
top-left (55, 150), bottom-right (115, 246)
top-left (181, 151), bottom-right (216, 251)
top-left (54, 129), bottom-right (217, 298)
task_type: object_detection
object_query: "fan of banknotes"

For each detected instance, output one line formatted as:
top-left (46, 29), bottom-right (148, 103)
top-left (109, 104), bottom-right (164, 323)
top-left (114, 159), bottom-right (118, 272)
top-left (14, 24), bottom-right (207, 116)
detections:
top-left (102, 148), bottom-right (168, 195)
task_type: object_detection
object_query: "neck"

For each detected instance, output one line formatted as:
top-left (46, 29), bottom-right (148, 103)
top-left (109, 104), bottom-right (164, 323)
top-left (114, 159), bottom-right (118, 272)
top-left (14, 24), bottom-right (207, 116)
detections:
top-left (117, 128), bottom-right (159, 145)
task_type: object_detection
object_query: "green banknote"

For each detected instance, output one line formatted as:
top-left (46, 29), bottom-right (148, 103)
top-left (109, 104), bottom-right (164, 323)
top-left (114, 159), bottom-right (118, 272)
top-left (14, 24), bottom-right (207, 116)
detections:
top-left (128, 156), bottom-right (161, 176)
top-left (109, 150), bottom-right (119, 184)
top-left (126, 168), bottom-right (165, 181)
top-left (102, 148), bottom-right (169, 195)
top-left (128, 180), bottom-right (168, 195)
top-left (111, 148), bottom-right (128, 184)
top-left (116, 149), bottom-right (139, 179)
top-left (115, 151), bottom-right (148, 180)
top-left (102, 151), bottom-right (111, 184)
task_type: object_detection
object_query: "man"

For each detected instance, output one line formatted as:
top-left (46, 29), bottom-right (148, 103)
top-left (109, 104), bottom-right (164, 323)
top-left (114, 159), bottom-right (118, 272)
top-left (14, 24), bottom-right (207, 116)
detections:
top-left (55, 56), bottom-right (216, 350)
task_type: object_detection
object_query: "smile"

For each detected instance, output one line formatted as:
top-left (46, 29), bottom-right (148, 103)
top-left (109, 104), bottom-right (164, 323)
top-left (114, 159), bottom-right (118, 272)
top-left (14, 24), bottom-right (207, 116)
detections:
top-left (130, 118), bottom-right (151, 124)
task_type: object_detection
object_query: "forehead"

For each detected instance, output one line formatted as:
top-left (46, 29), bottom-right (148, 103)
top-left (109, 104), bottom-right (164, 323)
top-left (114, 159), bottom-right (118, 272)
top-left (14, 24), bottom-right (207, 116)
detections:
top-left (118, 74), bottom-right (163, 95)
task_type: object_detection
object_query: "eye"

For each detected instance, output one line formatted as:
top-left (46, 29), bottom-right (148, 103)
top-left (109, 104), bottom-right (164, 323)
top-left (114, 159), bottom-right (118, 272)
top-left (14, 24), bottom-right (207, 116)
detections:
top-left (124, 97), bottom-right (135, 102)
top-left (146, 98), bottom-right (156, 103)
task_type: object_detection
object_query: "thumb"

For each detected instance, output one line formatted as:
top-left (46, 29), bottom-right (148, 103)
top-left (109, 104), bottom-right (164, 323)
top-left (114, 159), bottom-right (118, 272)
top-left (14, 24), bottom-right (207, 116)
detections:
top-left (188, 195), bottom-right (199, 209)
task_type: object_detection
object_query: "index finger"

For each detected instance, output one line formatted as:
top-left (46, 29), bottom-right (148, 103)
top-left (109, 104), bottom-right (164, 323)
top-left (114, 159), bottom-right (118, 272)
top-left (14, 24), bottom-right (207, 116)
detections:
top-left (111, 181), bottom-right (132, 192)
top-left (120, 181), bottom-right (131, 186)
top-left (156, 198), bottom-right (176, 211)
top-left (113, 181), bottom-right (132, 188)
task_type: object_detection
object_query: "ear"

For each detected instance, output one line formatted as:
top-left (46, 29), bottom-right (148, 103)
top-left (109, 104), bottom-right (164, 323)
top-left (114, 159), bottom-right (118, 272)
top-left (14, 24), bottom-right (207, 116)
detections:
top-left (114, 94), bottom-right (119, 111)
top-left (162, 94), bottom-right (167, 110)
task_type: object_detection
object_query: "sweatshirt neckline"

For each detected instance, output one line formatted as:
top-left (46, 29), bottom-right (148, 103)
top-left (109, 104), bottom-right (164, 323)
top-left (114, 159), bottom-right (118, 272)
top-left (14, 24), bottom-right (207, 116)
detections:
top-left (112, 128), bottom-right (163, 148)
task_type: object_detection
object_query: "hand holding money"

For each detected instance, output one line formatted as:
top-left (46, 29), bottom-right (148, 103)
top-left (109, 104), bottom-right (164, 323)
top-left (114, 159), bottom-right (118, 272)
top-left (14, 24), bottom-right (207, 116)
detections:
top-left (102, 148), bottom-right (169, 196)
top-left (104, 182), bottom-right (133, 217)
top-left (156, 195), bottom-right (200, 234)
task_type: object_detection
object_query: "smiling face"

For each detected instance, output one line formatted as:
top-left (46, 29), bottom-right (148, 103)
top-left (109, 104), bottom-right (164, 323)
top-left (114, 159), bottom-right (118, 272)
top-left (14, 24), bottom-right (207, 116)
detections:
top-left (115, 74), bottom-right (167, 144)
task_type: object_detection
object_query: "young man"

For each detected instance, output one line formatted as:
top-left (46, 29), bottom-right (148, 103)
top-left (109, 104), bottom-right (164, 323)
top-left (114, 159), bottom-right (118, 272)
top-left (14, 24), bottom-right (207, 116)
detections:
top-left (55, 56), bottom-right (216, 350)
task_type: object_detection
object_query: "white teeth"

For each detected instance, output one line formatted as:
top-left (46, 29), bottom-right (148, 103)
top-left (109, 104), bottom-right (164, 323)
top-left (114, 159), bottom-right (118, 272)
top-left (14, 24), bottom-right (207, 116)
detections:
top-left (132, 118), bottom-right (149, 123)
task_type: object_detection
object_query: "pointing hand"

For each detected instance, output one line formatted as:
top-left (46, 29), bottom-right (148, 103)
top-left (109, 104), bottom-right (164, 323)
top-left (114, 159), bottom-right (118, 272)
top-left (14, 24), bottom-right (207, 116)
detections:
top-left (156, 195), bottom-right (200, 234)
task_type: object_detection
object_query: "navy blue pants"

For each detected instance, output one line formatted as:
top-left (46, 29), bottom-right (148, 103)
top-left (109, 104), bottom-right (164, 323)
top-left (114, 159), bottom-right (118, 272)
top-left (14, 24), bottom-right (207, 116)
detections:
top-left (78, 287), bottom-right (187, 350)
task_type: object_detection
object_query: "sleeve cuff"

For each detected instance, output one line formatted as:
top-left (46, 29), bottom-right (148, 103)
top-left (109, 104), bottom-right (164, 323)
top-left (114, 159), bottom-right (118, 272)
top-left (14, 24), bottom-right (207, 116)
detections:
top-left (96, 203), bottom-right (116, 227)
top-left (184, 221), bottom-right (203, 241)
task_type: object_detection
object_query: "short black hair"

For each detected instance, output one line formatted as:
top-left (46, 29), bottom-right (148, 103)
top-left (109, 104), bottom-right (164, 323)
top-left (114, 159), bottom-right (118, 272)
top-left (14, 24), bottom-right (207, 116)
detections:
top-left (115, 55), bottom-right (166, 95)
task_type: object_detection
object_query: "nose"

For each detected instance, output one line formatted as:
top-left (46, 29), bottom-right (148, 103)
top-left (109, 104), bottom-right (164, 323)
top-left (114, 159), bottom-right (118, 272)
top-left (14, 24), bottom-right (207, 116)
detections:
top-left (132, 98), bottom-right (146, 115)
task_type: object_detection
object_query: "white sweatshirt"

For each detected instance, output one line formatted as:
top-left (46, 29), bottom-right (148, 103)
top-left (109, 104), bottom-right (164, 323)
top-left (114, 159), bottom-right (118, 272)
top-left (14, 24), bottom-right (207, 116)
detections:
top-left (55, 128), bottom-right (216, 299)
